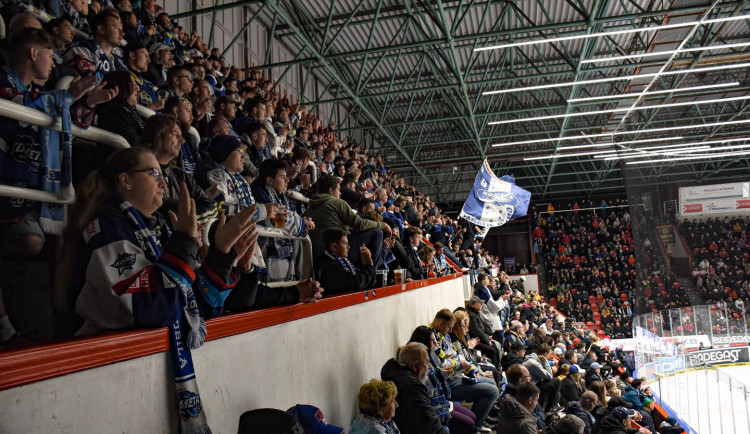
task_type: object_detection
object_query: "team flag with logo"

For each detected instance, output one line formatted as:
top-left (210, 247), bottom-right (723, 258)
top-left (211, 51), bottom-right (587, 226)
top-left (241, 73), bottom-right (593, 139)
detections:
top-left (459, 159), bottom-right (531, 228)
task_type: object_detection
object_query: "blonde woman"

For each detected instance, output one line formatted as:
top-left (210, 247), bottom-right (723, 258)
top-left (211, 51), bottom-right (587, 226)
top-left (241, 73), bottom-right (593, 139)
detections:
top-left (349, 379), bottom-right (400, 434)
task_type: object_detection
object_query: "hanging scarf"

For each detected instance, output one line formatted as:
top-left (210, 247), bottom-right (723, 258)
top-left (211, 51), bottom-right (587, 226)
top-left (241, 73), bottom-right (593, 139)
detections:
top-left (1, 66), bottom-right (73, 234)
top-left (221, 167), bottom-right (254, 210)
top-left (324, 250), bottom-right (356, 275)
top-left (119, 200), bottom-right (211, 434)
top-left (375, 417), bottom-right (400, 434)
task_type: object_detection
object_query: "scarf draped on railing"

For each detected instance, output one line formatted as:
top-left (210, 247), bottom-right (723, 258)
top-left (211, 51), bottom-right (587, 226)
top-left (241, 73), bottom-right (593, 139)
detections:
top-left (119, 200), bottom-right (211, 434)
top-left (1, 66), bottom-right (74, 234)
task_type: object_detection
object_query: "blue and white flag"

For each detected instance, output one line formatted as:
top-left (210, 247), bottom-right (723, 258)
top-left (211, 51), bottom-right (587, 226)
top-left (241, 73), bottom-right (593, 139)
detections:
top-left (459, 159), bottom-right (531, 228)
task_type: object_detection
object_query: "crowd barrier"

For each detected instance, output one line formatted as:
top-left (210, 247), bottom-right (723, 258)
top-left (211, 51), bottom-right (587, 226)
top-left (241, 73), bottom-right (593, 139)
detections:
top-left (633, 304), bottom-right (750, 434)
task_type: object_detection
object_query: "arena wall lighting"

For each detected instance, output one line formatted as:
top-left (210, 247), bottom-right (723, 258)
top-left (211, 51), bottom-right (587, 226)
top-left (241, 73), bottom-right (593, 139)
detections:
top-left (488, 95), bottom-right (750, 126)
top-left (482, 62), bottom-right (750, 96)
top-left (473, 14), bottom-right (750, 52)
top-left (600, 146), bottom-right (713, 159)
top-left (581, 42), bottom-right (750, 64)
top-left (490, 119), bottom-right (750, 148)
top-left (567, 82), bottom-right (740, 104)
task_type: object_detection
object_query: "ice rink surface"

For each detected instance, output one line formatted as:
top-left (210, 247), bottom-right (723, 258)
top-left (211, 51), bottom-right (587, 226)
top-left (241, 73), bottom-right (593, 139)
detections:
top-left (654, 364), bottom-right (750, 434)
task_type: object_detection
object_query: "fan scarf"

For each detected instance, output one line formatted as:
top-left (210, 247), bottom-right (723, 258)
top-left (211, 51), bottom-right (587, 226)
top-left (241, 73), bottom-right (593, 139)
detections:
top-left (120, 200), bottom-right (212, 434)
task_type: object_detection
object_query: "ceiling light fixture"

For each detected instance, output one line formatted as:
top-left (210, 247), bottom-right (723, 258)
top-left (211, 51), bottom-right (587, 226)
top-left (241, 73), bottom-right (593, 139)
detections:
top-left (474, 14), bottom-right (750, 52)
top-left (482, 62), bottom-right (750, 96)
top-left (557, 136), bottom-right (683, 151)
top-left (490, 119), bottom-right (750, 147)
top-left (488, 95), bottom-right (750, 126)
top-left (626, 149), bottom-right (750, 165)
top-left (581, 41), bottom-right (750, 64)
top-left (567, 82), bottom-right (739, 103)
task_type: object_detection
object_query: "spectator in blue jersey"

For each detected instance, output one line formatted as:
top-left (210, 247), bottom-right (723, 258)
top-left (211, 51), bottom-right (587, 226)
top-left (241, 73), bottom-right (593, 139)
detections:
top-left (123, 40), bottom-right (163, 110)
top-left (65, 9), bottom-right (127, 82)
top-left (198, 135), bottom-right (277, 219)
top-left (57, 147), bottom-right (249, 335)
top-left (163, 96), bottom-right (201, 175)
top-left (251, 159), bottom-right (315, 283)
top-left (0, 27), bottom-right (115, 343)
top-left (61, 0), bottom-right (92, 35)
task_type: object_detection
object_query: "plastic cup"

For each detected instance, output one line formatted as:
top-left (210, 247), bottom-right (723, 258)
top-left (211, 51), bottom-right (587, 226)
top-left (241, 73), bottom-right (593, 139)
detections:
top-left (394, 269), bottom-right (404, 284)
top-left (274, 205), bottom-right (286, 228)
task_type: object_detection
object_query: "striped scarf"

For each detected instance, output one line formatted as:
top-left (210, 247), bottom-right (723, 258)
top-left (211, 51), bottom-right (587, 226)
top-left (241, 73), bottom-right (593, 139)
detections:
top-left (222, 167), bottom-right (254, 211)
top-left (120, 200), bottom-right (211, 434)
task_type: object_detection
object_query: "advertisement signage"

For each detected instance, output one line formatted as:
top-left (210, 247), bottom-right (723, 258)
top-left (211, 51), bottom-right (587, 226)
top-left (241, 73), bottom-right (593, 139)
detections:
top-left (712, 335), bottom-right (750, 346)
top-left (679, 182), bottom-right (750, 216)
top-left (685, 348), bottom-right (749, 368)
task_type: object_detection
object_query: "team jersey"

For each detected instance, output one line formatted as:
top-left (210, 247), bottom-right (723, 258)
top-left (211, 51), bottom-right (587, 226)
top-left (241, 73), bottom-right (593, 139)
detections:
top-left (64, 40), bottom-right (127, 84)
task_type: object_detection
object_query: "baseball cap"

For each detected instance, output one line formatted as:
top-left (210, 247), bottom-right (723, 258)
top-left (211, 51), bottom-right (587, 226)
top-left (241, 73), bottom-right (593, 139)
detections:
top-left (286, 405), bottom-right (344, 434)
top-left (148, 42), bottom-right (174, 55)
top-left (568, 364), bottom-right (579, 374)
top-left (611, 406), bottom-right (636, 420)
top-left (553, 347), bottom-right (563, 355)
top-left (590, 362), bottom-right (604, 369)
top-left (469, 296), bottom-right (484, 304)
top-left (123, 40), bottom-right (146, 57)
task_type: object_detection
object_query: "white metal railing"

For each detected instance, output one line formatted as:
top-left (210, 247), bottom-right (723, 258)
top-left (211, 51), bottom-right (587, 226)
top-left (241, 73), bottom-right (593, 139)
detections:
top-left (19, 3), bottom-right (90, 40)
top-left (287, 190), bottom-right (310, 204)
top-left (0, 98), bottom-right (129, 205)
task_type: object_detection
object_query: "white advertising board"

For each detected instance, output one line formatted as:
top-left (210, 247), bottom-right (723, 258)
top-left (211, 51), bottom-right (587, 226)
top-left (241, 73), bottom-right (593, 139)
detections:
top-left (679, 181), bottom-right (750, 216)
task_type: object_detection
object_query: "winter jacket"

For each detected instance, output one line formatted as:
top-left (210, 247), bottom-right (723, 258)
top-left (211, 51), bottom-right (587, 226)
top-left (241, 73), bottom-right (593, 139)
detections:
top-left (592, 412), bottom-right (629, 434)
top-left (495, 395), bottom-right (537, 434)
top-left (380, 358), bottom-right (447, 434)
top-left (523, 353), bottom-right (553, 385)
top-left (585, 369), bottom-right (604, 386)
top-left (559, 375), bottom-right (582, 407)
top-left (564, 401), bottom-right (595, 434)
top-left (501, 352), bottom-right (525, 373)
top-left (303, 193), bottom-right (387, 255)
top-left (468, 306), bottom-right (493, 345)
top-left (622, 385), bottom-right (643, 409)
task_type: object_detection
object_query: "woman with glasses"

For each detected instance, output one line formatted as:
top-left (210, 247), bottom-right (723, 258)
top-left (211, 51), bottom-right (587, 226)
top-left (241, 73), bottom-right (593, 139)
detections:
top-left (56, 147), bottom-right (255, 336)
top-left (136, 114), bottom-right (217, 226)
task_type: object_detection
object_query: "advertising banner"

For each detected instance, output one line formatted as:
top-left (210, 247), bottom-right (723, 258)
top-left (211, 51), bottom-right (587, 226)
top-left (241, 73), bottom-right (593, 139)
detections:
top-left (679, 182), bottom-right (750, 216)
top-left (712, 334), bottom-right (750, 346)
top-left (685, 347), bottom-right (750, 368)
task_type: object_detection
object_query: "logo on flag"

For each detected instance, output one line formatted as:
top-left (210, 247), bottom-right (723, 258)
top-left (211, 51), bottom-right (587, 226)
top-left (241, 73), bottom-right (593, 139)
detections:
top-left (459, 159), bottom-right (531, 229)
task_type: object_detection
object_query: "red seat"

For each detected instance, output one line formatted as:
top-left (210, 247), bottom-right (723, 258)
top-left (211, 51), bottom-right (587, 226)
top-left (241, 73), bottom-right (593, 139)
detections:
top-left (597, 330), bottom-right (606, 338)
top-left (587, 321), bottom-right (595, 330)
top-left (620, 293), bottom-right (628, 301)
top-left (588, 295), bottom-right (596, 305)
top-left (596, 294), bottom-right (604, 304)
top-left (593, 312), bottom-right (601, 322)
top-left (591, 304), bottom-right (599, 312)
top-left (595, 320), bottom-right (602, 329)
top-left (549, 298), bottom-right (557, 308)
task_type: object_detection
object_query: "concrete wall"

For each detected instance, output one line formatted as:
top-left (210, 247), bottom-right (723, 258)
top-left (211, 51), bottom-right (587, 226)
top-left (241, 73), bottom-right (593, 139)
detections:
top-left (0, 277), bottom-right (467, 434)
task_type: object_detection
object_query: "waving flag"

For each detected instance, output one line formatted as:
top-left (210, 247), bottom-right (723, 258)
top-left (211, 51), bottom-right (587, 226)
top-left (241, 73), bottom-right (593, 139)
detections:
top-left (459, 159), bottom-right (531, 228)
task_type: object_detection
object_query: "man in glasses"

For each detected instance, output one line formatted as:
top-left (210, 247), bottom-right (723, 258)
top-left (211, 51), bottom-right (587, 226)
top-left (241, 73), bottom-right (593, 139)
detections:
top-left (158, 65), bottom-right (192, 100)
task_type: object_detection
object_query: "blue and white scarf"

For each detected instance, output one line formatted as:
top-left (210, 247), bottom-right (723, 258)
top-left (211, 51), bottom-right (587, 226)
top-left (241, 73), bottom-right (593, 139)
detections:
top-left (2, 66), bottom-right (73, 234)
top-left (120, 200), bottom-right (212, 434)
top-left (324, 250), bottom-right (356, 275)
top-left (222, 167), bottom-right (255, 211)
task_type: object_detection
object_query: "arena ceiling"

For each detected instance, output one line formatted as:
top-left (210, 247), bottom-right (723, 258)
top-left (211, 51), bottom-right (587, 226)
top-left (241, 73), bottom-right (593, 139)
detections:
top-left (182, 0), bottom-right (750, 210)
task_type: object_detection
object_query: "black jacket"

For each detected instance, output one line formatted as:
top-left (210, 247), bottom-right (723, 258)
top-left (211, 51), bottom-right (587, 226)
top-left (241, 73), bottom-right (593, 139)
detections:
top-left (559, 376), bottom-right (582, 407)
top-left (592, 413), bottom-right (629, 434)
top-left (380, 358), bottom-right (445, 434)
top-left (468, 306), bottom-right (493, 345)
top-left (224, 269), bottom-right (300, 313)
top-left (316, 251), bottom-right (374, 296)
top-left (95, 101), bottom-right (144, 146)
top-left (564, 401), bottom-right (595, 434)
top-left (501, 352), bottom-right (525, 372)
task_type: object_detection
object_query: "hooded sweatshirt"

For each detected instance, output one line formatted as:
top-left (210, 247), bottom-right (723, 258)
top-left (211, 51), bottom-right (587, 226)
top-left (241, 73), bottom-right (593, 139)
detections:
top-left (592, 412), bottom-right (629, 434)
top-left (523, 353), bottom-right (554, 385)
top-left (564, 401), bottom-right (595, 434)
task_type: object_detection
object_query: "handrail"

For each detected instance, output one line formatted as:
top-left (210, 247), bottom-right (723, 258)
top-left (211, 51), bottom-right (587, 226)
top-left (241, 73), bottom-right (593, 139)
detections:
top-left (287, 190), bottom-right (310, 203)
top-left (135, 103), bottom-right (203, 149)
top-left (19, 3), bottom-right (90, 40)
top-left (0, 99), bottom-right (130, 149)
top-left (0, 269), bottom-right (465, 391)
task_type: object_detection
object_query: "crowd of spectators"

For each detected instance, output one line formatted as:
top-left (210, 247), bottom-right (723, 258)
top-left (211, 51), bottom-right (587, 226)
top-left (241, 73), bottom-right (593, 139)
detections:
top-left (0, 0), bottom-right (509, 348)
top-left (681, 216), bottom-right (750, 306)
top-left (534, 200), bottom-right (636, 338)
top-left (358, 276), bottom-right (681, 434)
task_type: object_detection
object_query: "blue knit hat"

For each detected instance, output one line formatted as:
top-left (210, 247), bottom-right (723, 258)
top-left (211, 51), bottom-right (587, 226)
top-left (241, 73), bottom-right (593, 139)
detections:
top-left (206, 135), bottom-right (244, 164)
